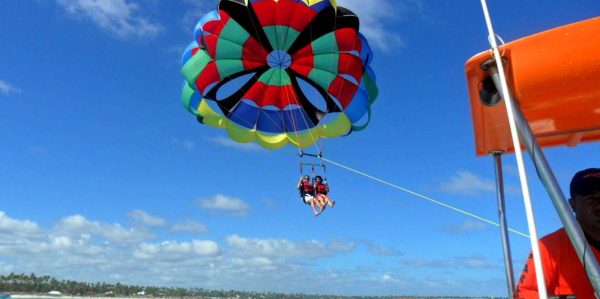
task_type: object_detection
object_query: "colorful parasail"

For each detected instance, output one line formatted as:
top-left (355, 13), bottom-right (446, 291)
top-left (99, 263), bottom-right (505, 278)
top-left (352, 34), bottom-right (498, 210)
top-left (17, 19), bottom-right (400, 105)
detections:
top-left (181, 0), bottom-right (378, 150)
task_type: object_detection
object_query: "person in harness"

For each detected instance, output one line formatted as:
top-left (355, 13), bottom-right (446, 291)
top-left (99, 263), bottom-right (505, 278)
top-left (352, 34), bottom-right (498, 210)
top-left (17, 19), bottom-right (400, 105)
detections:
top-left (297, 175), bottom-right (322, 216)
top-left (314, 175), bottom-right (335, 211)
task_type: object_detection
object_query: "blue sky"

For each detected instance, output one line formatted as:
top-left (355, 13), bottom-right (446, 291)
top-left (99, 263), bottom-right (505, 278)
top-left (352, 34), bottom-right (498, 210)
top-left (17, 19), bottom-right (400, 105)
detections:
top-left (1, 0), bottom-right (599, 296)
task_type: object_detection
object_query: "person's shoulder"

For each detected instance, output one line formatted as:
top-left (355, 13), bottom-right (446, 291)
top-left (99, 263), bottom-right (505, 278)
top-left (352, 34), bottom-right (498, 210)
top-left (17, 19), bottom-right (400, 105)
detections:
top-left (540, 228), bottom-right (569, 248)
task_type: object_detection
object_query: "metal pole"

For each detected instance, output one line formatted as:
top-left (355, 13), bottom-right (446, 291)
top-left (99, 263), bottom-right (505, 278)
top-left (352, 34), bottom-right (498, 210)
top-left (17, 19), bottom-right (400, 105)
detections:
top-left (479, 2), bottom-right (548, 296)
top-left (487, 65), bottom-right (600, 294)
top-left (493, 152), bottom-right (515, 296)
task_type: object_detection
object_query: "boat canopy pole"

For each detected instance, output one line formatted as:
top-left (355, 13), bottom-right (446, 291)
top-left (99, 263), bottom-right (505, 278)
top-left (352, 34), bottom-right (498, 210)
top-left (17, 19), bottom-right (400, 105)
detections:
top-left (492, 152), bottom-right (515, 297)
top-left (479, 1), bottom-right (547, 297)
top-left (487, 64), bottom-right (600, 294)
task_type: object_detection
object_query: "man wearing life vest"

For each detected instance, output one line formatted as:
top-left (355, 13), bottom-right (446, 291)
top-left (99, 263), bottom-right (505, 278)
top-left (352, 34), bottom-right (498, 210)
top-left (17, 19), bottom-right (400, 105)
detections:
top-left (314, 175), bottom-right (335, 211)
top-left (297, 175), bottom-right (322, 216)
top-left (515, 168), bottom-right (600, 299)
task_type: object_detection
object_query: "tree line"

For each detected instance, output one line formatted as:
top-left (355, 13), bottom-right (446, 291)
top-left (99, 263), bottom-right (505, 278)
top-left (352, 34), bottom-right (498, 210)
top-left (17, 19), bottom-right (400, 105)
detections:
top-left (0, 272), bottom-right (501, 299)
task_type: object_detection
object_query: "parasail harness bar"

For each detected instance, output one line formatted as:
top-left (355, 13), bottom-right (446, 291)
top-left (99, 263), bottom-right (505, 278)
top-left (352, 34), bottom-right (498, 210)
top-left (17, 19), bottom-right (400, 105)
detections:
top-left (299, 150), bottom-right (327, 179)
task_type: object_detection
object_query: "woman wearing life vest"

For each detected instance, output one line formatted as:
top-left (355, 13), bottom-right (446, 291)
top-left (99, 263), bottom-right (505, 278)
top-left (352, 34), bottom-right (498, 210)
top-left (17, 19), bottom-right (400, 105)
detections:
top-left (314, 175), bottom-right (335, 211)
top-left (297, 175), bottom-right (322, 216)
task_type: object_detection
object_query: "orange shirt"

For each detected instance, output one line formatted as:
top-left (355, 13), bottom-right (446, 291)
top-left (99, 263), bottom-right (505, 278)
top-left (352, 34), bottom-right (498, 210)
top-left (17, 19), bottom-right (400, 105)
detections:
top-left (514, 228), bottom-right (600, 299)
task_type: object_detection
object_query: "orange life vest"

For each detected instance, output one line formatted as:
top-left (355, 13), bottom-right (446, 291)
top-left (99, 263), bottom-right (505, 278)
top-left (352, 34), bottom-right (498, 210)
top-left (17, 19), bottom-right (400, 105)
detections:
top-left (300, 181), bottom-right (314, 195)
top-left (515, 228), bottom-right (599, 299)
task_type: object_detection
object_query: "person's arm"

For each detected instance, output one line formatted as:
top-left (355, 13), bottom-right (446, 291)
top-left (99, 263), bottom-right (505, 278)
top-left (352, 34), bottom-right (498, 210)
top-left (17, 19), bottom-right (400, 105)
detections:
top-left (297, 176), bottom-right (303, 189)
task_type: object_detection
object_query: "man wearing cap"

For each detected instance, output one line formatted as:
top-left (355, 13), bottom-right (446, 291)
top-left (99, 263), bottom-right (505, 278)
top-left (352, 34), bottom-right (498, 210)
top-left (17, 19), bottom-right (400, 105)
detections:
top-left (515, 168), bottom-right (600, 299)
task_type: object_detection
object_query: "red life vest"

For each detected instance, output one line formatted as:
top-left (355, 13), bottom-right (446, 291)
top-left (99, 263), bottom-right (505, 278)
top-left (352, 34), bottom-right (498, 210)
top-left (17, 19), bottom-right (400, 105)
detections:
top-left (300, 182), bottom-right (314, 195)
top-left (315, 183), bottom-right (328, 195)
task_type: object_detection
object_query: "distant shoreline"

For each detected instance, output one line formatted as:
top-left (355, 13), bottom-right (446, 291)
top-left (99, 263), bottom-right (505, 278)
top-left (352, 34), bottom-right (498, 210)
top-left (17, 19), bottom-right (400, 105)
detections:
top-left (10, 295), bottom-right (156, 299)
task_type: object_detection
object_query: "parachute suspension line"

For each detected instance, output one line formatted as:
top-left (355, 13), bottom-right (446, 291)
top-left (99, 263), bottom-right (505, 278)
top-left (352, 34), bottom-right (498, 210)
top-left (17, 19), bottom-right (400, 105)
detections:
top-left (307, 141), bottom-right (327, 183)
top-left (277, 6), bottom-right (318, 153)
top-left (479, 1), bottom-right (547, 296)
top-left (294, 3), bottom-right (343, 167)
top-left (322, 156), bottom-right (327, 183)
top-left (298, 149), bottom-right (326, 181)
top-left (273, 0), bottom-right (303, 145)
top-left (280, 60), bottom-right (316, 152)
top-left (321, 156), bottom-right (530, 238)
top-left (208, 43), bottom-right (283, 133)
top-left (193, 5), bottom-right (283, 140)
top-left (277, 14), bottom-right (319, 172)
top-left (278, 0), bottom-right (304, 147)
top-left (286, 5), bottom-right (325, 155)
top-left (229, 69), bottom-right (286, 133)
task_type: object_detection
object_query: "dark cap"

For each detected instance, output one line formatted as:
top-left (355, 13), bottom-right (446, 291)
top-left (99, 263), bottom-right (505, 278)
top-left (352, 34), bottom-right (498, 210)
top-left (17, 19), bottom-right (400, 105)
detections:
top-left (570, 168), bottom-right (600, 198)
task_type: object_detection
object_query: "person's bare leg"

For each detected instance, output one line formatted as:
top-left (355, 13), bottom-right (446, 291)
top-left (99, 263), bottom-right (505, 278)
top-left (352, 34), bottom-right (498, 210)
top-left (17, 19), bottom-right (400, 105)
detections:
top-left (325, 195), bottom-right (335, 207)
top-left (310, 200), bottom-right (320, 216)
top-left (317, 195), bottom-right (327, 213)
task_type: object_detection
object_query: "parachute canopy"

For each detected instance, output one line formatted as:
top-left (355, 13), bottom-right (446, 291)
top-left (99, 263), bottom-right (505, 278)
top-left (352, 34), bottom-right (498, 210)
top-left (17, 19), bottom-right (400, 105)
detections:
top-left (181, 0), bottom-right (378, 150)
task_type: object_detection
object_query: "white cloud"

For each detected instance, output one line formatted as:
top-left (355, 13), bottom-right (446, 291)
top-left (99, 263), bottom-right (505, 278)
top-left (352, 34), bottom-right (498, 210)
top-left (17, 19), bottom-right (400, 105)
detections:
top-left (364, 242), bottom-right (403, 256)
top-left (182, 0), bottom-right (415, 53)
top-left (230, 256), bottom-right (274, 268)
top-left (0, 212), bottom-right (106, 258)
top-left (51, 236), bottom-right (73, 249)
top-left (56, 0), bottom-right (163, 38)
top-left (28, 146), bottom-right (46, 156)
top-left (337, 0), bottom-right (404, 51)
top-left (0, 212), bottom-right (221, 283)
top-left (134, 240), bottom-right (220, 259)
top-left (225, 234), bottom-right (355, 259)
top-left (171, 220), bottom-right (208, 233)
top-left (440, 170), bottom-right (496, 195)
top-left (198, 194), bottom-right (249, 217)
top-left (0, 80), bottom-right (20, 95)
top-left (401, 253), bottom-right (496, 269)
top-left (260, 198), bottom-right (280, 211)
top-left (441, 220), bottom-right (489, 234)
top-left (456, 254), bottom-right (495, 269)
top-left (207, 136), bottom-right (264, 152)
top-left (172, 138), bottom-right (196, 150)
top-left (127, 210), bottom-right (166, 227)
top-left (0, 211), bottom-right (504, 296)
top-left (54, 214), bottom-right (154, 244)
top-left (182, 0), bottom-right (217, 32)
top-left (0, 211), bottom-right (42, 236)
top-left (401, 258), bottom-right (453, 268)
